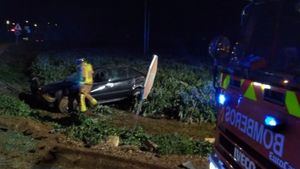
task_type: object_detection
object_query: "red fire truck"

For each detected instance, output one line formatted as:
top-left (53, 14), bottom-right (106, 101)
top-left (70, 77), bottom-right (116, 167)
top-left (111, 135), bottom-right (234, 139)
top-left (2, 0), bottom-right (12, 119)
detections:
top-left (209, 0), bottom-right (300, 169)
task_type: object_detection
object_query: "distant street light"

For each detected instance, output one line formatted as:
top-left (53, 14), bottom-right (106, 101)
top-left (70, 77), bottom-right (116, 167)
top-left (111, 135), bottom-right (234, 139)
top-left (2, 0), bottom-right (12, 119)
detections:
top-left (34, 24), bottom-right (38, 27)
top-left (6, 20), bottom-right (10, 25)
top-left (48, 22), bottom-right (50, 25)
top-left (25, 20), bottom-right (29, 23)
top-left (12, 22), bottom-right (16, 25)
top-left (55, 23), bottom-right (58, 27)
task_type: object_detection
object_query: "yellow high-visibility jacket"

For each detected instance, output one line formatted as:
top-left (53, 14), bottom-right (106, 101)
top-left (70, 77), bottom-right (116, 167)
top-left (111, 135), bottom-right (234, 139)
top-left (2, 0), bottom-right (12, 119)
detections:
top-left (80, 62), bottom-right (94, 85)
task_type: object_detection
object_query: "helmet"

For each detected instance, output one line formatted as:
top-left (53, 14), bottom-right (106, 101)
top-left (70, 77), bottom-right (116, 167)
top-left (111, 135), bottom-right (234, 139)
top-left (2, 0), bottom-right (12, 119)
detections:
top-left (76, 58), bottom-right (86, 65)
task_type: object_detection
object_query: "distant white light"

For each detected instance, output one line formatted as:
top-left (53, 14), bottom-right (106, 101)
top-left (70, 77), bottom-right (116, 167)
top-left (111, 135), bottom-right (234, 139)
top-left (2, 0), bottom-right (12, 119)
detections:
top-left (48, 22), bottom-right (50, 25)
top-left (6, 20), bottom-right (10, 25)
top-left (55, 23), bottom-right (58, 27)
top-left (25, 20), bottom-right (29, 23)
top-left (283, 80), bottom-right (289, 84)
top-left (34, 24), bottom-right (38, 27)
top-left (12, 22), bottom-right (15, 25)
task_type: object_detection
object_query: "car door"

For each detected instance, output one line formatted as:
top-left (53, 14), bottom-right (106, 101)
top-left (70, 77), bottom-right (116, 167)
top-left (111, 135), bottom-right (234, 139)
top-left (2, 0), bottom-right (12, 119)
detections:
top-left (90, 69), bottom-right (115, 101)
top-left (105, 68), bottom-right (134, 100)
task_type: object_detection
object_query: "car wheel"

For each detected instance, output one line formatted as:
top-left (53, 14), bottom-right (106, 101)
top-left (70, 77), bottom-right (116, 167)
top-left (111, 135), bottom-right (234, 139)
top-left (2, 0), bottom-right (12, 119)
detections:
top-left (58, 96), bottom-right (78, 114)
top-left (58, 96), bottom-right (69, 114)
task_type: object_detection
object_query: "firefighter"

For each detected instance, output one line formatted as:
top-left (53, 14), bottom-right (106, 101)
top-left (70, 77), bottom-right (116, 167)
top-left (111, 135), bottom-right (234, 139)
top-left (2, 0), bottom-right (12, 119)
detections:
top-left (76, 58), bottom-right (98, 114)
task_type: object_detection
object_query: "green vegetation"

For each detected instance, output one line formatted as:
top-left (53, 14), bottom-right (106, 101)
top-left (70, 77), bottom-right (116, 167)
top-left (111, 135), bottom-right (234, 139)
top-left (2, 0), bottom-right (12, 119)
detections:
top-left (151, 134), bottom-right (213, 156)
top-left (0, 95), bottom-right (32, 117)
top-left (66, 115), bottom-right (212, 156)
top-left (93, 105), bottom-right (114, 115)
top-left (0, 130), bottom-right (38, 154)
top-left (67, 116), bottom-right (119, 145)
top-left (142, 63), bottom-right (216, 123)
top-left (0, 93), bottom-right (213, 156)
top-left (0, 64), bottom-right (26, 84)
top-left (31, 51), bottom-right (216, 123)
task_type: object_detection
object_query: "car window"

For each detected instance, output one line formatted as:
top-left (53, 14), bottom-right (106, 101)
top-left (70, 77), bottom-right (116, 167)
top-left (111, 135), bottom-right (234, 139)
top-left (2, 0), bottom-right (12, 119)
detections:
top-left (108, 68), bottom-right (128, 81)
top-left (128, 68), bottom-right (142, 78)
top-left (94, 70), bottom-right (109, 83)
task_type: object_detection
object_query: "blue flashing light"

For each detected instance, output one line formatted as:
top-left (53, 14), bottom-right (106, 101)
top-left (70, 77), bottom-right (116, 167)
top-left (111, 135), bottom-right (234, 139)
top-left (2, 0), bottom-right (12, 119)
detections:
top-left (218, 94), bottom-right (226, 105)
top-left (264, 116), bottom-right (278, 127)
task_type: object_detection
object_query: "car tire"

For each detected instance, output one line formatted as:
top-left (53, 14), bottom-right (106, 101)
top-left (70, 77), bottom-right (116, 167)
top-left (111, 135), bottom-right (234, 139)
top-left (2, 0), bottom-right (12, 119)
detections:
top-left (58, 96), bottom-right (78, 114)
top-left (58, 96), bottom-right (69, 114)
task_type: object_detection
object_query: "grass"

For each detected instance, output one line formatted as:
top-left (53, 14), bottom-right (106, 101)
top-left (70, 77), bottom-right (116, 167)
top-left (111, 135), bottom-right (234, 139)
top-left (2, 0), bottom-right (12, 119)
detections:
top-left (0, 95), bottom-right (33, 117)
top-left (0, 130), bottom-right (38, 155)
top-left (65, 114), bottom-right (213, 156)
top-left (0, 65), bottom-right (25, 84)
top-left (151, 134), bottom-right (213, 155)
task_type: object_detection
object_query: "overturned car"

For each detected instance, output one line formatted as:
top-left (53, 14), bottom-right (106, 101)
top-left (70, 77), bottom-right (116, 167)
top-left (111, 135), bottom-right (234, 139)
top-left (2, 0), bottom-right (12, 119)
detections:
top-left (30, 67), bottom-right (145, 113)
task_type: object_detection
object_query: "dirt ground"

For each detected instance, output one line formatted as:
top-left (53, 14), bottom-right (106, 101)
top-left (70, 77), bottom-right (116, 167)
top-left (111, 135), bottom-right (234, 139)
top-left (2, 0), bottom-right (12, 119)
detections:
top-left (0, 115), bottom-right (210, 169)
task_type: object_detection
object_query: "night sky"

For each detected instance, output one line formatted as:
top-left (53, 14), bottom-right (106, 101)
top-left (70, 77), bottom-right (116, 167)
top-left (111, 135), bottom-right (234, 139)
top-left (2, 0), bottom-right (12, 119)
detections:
top-left (0, 0), bottom-right (248, 54)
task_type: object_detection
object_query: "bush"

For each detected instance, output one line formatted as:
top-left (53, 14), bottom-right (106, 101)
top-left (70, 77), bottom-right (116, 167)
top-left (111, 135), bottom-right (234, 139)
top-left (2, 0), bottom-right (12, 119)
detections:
top-left (67, 116), bottom-right (119, 145)
top-left (0, 95), bottom-right (32, 116)
top-left (119, 126), bottom-right (149, 146)
top-left (31, 54), bottom-right (76, 84)
top-left (151, 133), bottom-right (213, 156)
top-left (179, 85), bottom-right (216, 123)
top-left (65, 116), bottom-right (212, 156)
top-left (93, 105), bottom-right (114, 115)
top-left (67, 116), bottom-right (147, 146)
top-left (142, 63), bottom-right (216, 123)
